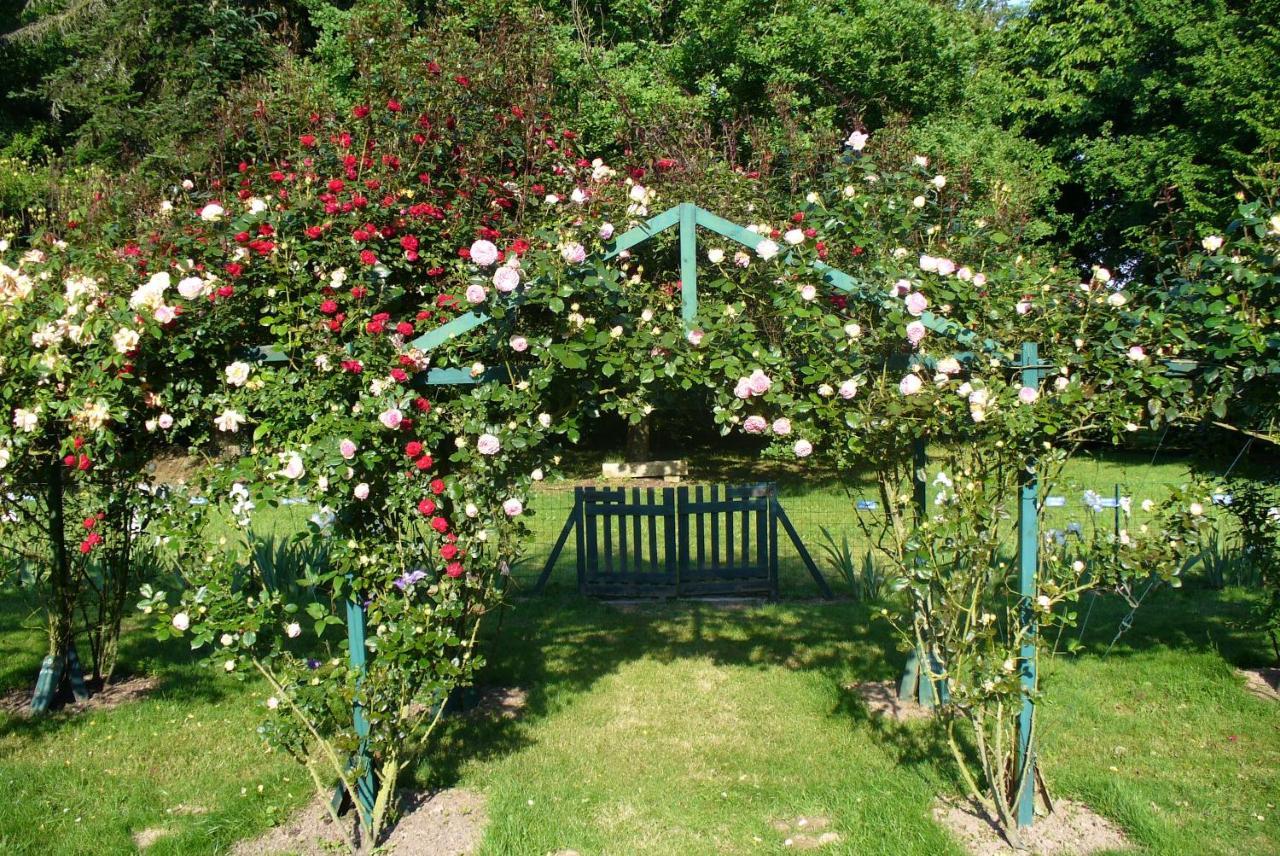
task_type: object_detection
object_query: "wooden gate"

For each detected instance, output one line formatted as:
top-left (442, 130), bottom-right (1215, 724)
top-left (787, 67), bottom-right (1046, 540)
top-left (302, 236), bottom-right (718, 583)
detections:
top-left (535, 483), bottom-right (831, 598)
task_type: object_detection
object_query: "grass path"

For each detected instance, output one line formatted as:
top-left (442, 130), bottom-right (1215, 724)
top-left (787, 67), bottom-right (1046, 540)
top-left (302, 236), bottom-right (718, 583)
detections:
top-left (1, 586), bottom-right (1277, 854)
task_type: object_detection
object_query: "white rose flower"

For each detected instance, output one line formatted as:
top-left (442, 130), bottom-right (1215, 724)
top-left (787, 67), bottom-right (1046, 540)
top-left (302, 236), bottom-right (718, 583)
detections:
top-left (113, 327), bottom-right (141, 354)
top-left (13, 408), bottom-right (39, 432)
top-left (215, 409), bottom-right (246, 433)
top-left (200, 203), bottom-right (225, 222)
top-left (225, 361), bottom-right (252, 386)
top-left (172, 612), bottom-right (191, 631)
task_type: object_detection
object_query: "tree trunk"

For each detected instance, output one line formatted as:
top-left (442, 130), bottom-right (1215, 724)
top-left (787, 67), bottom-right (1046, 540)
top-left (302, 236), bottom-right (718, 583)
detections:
top-left (625, 415), bottom-right (651, 462)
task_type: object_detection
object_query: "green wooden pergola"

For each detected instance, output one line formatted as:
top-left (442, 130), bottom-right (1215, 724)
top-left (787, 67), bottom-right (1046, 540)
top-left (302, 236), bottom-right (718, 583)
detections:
top-left (332, 201), bottom-right (1051, 829)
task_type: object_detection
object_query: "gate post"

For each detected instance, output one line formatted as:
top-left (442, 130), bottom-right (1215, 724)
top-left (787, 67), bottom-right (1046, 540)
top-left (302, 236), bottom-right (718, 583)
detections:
top-left (1015, 341), bottom-right (1041, 828)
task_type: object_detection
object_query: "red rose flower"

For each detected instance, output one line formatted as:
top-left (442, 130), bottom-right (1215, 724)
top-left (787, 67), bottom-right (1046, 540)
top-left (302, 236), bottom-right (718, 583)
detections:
top-left (359, 249), bottom-right (377, 266)
top-left (430, 516), bottom-right (449, 534)
top-left (440, 543), bottom-right (459, 560)
top-left (320, 299), bottom-right (339, 315)
top-left (405, 441), bottom-right (423, 458)
top-left (415, 456), bottom-right (433, 471)
top-left (353, 105), bottom-right (370, 118)
top-left (417, 498), bottom-right (436, 516)
top-left (429, 478), bottom-right (445, 495)
top-left (445, 562), bottom-right (464, 578)
top-left (299, 134), bottom-right (316, 147)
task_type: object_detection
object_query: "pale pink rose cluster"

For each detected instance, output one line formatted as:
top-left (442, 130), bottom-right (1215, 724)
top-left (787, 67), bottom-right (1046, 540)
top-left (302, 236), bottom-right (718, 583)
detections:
top-left (919, 254), bottom-right (957, 276)
top-left (733, 369), bottom-right (773, 399)
top-left (743, 415), bottom-right (792, 436)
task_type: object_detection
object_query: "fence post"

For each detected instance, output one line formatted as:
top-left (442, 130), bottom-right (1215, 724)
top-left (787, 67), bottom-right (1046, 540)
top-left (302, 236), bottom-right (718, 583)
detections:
top-left (679, 202), bottom-right (698, 327)
top-left (345, 592), bottom-right (376, 825)
top-left (898, 437), bottom-right (939, 706)
top-left (1015, 341), bottom-right (1040, 828)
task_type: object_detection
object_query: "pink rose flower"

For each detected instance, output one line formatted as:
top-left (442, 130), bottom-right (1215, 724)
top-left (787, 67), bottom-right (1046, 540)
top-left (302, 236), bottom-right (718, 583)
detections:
top-left (904, 292), bottom-right (928, 316)
top-left (503, 497), bottom-right (523, 517)
top-left (935, 258), bottom-right (956, 276)
top-left (906, 321), bottom-right (927, 346)
top-left (899, 374), bottom-right (923, 396)
top-left (493, 266), bottom-right (521, 293)
top-left (560, 242), bottom-right (587, 264)
top-left (465, 284), bottom-right (488, 304)
top-left (477, 433), bottom-right (501, 455)
top-left (379, 408), bottom-right (403, 430)
top-left (744, 415), bottom-right (767, 434)
top-left (686, 328), bottom-right (704, 346)
top-left (793, 439), bottom-right (813, 458)
top-left (839, 380), bottom-right (858, 400)
top-left (469, 240), bottom-right (499, 267)
top-left (1018, 386), bottom-right (1039, 404)
top-left (339, 439), bottom-right (357, 459)
top-left (733, 378), bottom-right (752, 399)
top-left (599, 222), bottom-right (615, 240)
top-left (772, 417), bottom-right (792, 436)
top-left (747, 370), bottom-right (772, 396)
top-left (354, 482), bottom-right (370, 500)
top-left (509, 335), bottom-right (529, 352)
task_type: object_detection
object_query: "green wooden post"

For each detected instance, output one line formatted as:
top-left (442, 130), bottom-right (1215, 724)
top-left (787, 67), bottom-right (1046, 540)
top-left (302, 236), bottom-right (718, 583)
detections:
top-left (678, 202), bottom-right (698, 327)
top-left (1016, 341), bottom-right (1040, 828)
top-left (346, 593), bottom-right (376, 825)
top-left (899, 438), bottom-right (936, 705)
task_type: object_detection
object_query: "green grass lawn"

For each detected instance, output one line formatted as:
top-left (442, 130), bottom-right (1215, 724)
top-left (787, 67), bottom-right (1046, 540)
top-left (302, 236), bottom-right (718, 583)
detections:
top-left (2, 449), bottom-right (1275, 854)
top-left (2, 583), bottom-right (1276, 855)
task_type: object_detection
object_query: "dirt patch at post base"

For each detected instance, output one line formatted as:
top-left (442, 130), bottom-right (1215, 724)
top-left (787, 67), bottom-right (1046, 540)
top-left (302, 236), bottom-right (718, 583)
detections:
top-left (933, 797), bottom-right (1130, 855)
top-left (1239, 667), bottom-right (1280, 701)
top-left (231, 788), bottom-right (486, 856)
top-left (0, 674), bottom-right (160, 718)
top-left (847, 680), bottom-right (934, 723)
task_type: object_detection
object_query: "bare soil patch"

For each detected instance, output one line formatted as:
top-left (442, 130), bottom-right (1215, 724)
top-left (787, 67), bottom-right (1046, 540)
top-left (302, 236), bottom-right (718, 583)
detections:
top-left (231, 788), bottom-right (486, 856)
top-left (1238, 667), bottom-right (1280, 701)
top-left (132, 826), bottom-right (173, 849)
top-left (469, 686), bottom-right (528, 720)
top-left (0, 674), bottom-right (160, 718)
top-left (848, 680), bottom-right (934, 723)
top-left (934, 797), bottom-right (1130, 855)
top-left (771, 815), bottom-right (842, 849)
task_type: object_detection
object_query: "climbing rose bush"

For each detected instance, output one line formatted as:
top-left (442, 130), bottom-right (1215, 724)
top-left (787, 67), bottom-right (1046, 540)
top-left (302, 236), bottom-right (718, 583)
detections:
top-left (0, 226), bottom-right (237, 691)
top-left (554, 139), bottom-right (1215, 843)
top-left (135, 76), bottom-right (679, 843)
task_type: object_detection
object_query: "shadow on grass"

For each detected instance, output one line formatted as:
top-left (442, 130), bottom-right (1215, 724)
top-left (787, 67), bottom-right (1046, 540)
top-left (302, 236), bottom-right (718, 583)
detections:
top-left (422, 591), bottom-right (925, 789)
top-left (421, 578), bottom-right (1272, 794)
